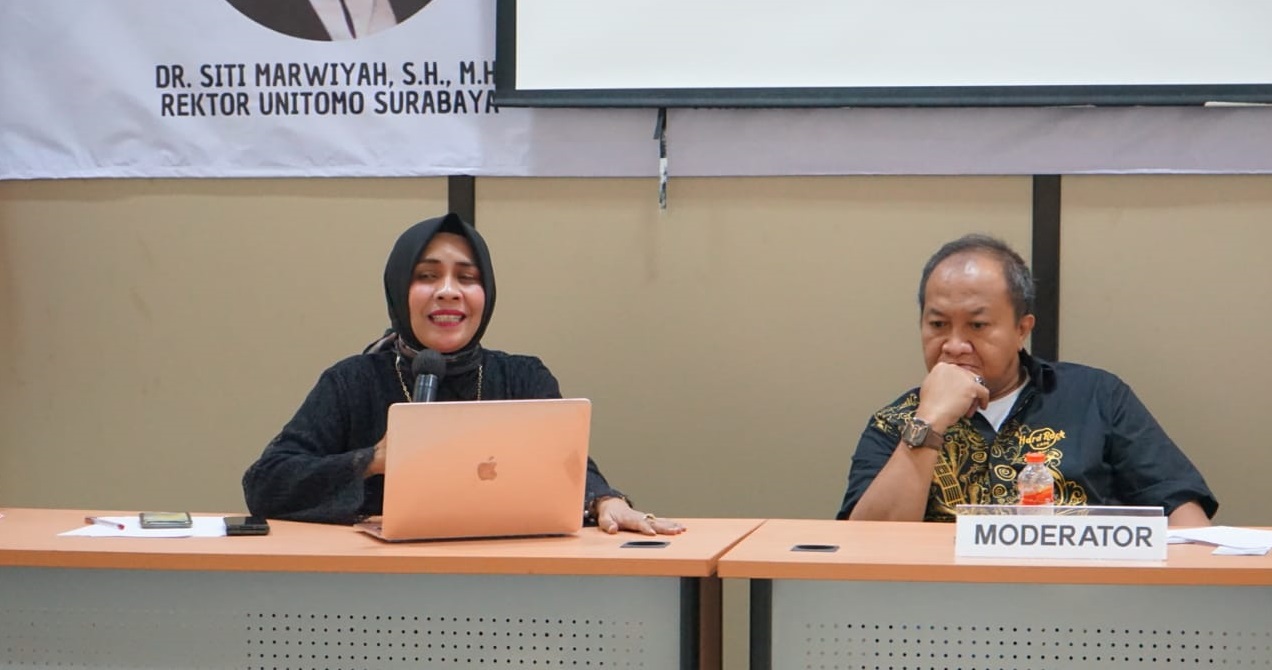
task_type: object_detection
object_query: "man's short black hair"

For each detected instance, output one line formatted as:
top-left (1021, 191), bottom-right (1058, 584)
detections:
top-left (918, 234), bottom-right (1035, 320)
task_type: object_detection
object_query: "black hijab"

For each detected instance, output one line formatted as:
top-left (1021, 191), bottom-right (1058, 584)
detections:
top-left (381, 213), bottom-right (496, 374)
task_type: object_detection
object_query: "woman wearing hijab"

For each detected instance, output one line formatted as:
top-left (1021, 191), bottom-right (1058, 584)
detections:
top-left (243, 213), bottom-right (684, 535)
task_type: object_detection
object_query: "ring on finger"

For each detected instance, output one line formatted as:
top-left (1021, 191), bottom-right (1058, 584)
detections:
top-left (643, 513), bottom-right (657, 522)
top-left (973, 375), bottom-right (985, 386)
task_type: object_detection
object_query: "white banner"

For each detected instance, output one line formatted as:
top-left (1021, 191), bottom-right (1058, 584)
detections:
top-left (1, 0), bottom-right (662, 178)
top-left (4, 0), bottom-right (1272, 178)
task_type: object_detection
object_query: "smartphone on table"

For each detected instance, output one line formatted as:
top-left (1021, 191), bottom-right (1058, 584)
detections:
top-left (223, 515), bottom-right (270, 536)
top-left (138, 511), bottom-right (193, 529)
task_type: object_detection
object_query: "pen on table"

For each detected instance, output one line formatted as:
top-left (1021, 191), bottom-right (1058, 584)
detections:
top-left (84, 516), bottom-right (125, 530)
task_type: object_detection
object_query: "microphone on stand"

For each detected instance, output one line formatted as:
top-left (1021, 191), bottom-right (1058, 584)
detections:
top-left (411, 350), bottom-right (446, 402)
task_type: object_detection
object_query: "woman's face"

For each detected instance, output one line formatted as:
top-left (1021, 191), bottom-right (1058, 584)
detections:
top-left (407, 232), bottom-right (486, 354)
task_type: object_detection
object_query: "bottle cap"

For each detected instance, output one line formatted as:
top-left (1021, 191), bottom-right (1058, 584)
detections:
top-left (1025, 451), bottom-right (1047, 464)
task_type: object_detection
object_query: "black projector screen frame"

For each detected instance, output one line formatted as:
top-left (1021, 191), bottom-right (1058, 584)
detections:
top-left (494, 0), bottom-right (1272, 108)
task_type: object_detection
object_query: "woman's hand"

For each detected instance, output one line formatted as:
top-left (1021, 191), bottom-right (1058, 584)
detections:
top-left (365, 438), bottom-right (387, 477)
top-left (594, 496), bottom-right (686, 536)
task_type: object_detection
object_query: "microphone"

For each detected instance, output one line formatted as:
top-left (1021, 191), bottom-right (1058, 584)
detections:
top-left (410, 350), bottom-right (446, 402)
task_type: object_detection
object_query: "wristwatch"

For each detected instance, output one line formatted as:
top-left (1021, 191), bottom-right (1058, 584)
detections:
top-left (901, 416), bottom-right (945, 451)
top-left (583, 493), bottom-right (631, 524)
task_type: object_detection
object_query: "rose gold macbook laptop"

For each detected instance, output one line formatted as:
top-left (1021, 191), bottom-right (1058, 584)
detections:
top-left (356, 398), bottom-right (591, 542)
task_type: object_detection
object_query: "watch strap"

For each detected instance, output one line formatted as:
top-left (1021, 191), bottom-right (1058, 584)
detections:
top-left (903, 417), bottom-right (945, 451)
top-left (916, 427), bottom-right (945, 451)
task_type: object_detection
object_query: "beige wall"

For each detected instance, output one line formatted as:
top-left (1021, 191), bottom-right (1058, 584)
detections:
top-left (0, 178), bottom-right (448, 510)
top-left (1060, 175), bottom-right (1272, 528)
top-left (475, 176), bottom-right (1030, 521)
top-left (3, 174), bottom-right (1269, 669)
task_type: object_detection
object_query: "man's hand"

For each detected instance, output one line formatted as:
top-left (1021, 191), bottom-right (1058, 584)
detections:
top-left (916, 362), bottom-right (990, 431)
top-left (594, 496), bottom-right (686, 536)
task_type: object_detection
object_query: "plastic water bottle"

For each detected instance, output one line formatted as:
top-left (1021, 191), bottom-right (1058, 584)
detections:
top-left (1017, 451), bottom-right (1055, 506)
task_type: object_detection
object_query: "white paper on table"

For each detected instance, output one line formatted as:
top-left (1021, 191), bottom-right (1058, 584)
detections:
top-left (1166, 525), bottom-right (1272, 555)
top-left (59, 515), bottom-right (227, 538)
top-left (1213, 545), bottom-right (1272, 556)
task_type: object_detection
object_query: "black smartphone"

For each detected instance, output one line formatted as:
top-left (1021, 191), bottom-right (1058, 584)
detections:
top-left (223, 515), bottom-right (270, 536)
top-left (620, 540), bottom-right (669, 549)
top-left (138, 511), bottom-right (193, 529)
top-left (790, 544), bottom-right (839, 553)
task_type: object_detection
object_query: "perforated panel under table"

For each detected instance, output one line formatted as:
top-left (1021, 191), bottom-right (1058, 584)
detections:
top-left (753, 579), bottom-right (1272, 670)
top-left (0, 567), bottom-right (685, 669)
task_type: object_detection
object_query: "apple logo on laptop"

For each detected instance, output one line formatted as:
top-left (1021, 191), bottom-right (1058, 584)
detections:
top-left (477, 457), bottom-right (498, 481)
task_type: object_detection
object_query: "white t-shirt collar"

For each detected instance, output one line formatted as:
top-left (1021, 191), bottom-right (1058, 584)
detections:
top-left (977, 372), bottom-right (1030, 432)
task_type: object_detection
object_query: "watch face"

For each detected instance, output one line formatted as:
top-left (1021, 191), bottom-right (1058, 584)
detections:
top-left (903, 417), bottom-right (929, 446)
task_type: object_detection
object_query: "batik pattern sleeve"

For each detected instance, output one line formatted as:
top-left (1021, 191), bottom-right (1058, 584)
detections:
top-left (1103, 375), bottom-right (1218, 518)
top-left (836, 396), bottom-right (913, 520)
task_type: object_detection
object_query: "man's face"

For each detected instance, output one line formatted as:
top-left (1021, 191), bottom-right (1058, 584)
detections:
top-left (920, 252), bottom-right (1034, 399)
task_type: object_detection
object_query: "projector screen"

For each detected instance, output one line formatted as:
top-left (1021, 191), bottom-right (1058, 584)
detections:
top-left (495, 0), bottom-right (1272, 107)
